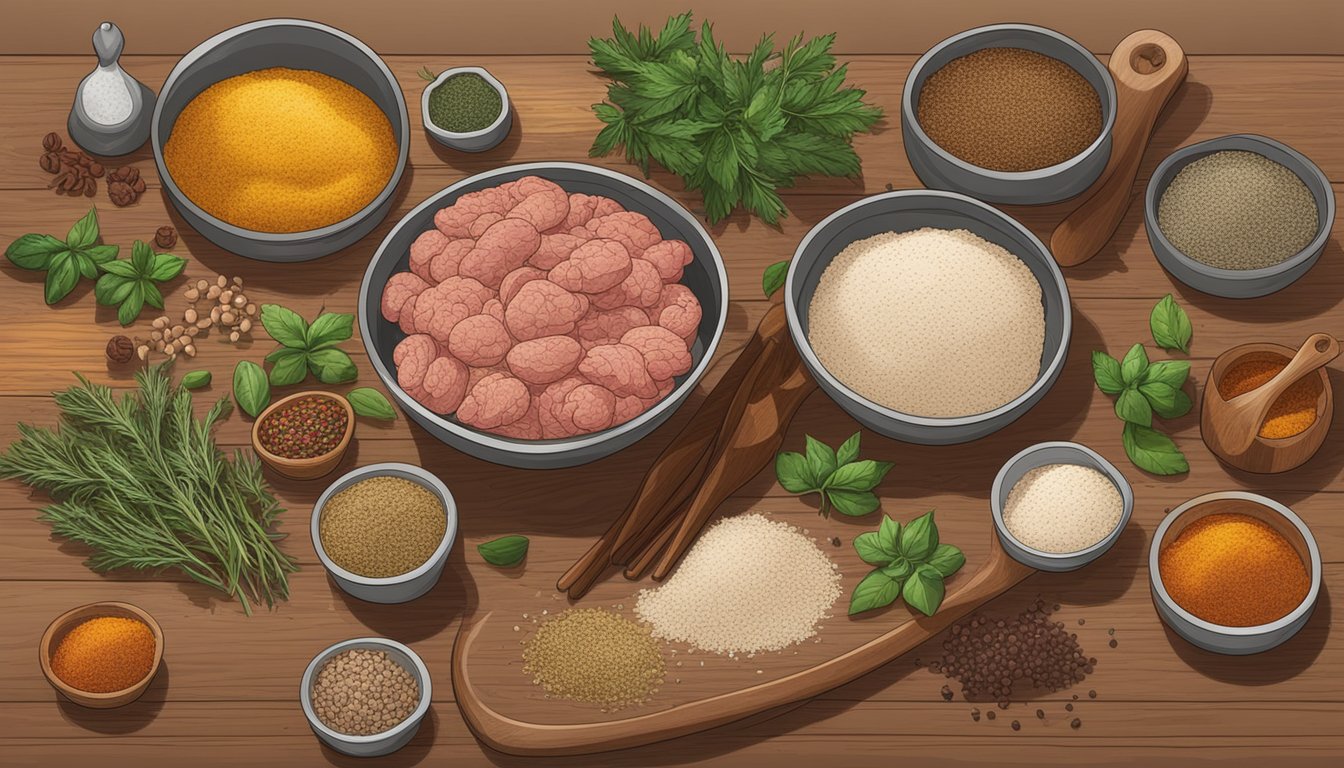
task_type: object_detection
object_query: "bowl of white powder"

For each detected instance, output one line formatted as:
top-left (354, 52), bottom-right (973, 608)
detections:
top-left (990, 441), bottom-right (1133, 571)
top-left (786, 189), bottom-right (1071, 444)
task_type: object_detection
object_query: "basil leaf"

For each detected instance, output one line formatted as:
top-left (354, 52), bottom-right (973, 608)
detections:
top-left (142, 281), bottom-right (164, 310)
top-left (1122, 422), bottom-right (1188, 475)
top-left (899, 509), bottom-right (938, 562)
top-left (306, 312), bottom-right (355, 349)
top-left (761, 259), bottom-right (788, 298)
top-left (1092, 350), bottom-right (1125, 395)
top-left (181, 370), bottom-right (212, 390)
top-left (260, 304), bottom-right (309, 349)
top-left (43, 252), bottom-right (79, 304)
top-left (876, 514), bottom-right (901, 556)
top-left (307, 348), bottom-right (358, 384)
top-left (73, 251), bottom-right (98, 280)
top-left (804, 435), bottom-right (837, 486)
top-left (94, 273), bottom-right (135, 306)
top-left (1115, 387), bottom-right (1153, 427)
top-left (835, 431), bottom-right (861, 467)
top-left (826, 458), bottom-right (893, 491)
top-left (117, 284), bottom-right (145, 325)
top-left (130, 240), bottom-right (155, 275)
top-left (926, 543), bottom-right (966, 578)
top-left (1141, 360), bottom-right (1191, 389)
top-left (774, 451), bottom-right (815, 493)
top-left (83, 244), bottom-right (119, 264)
top-left (65, 208), bottom-right (99, 250)
top-left (880, 558), bottom-right (913, 582)
top-left (1150, 294), bottom-right (1192, 353)
top-left (902, 563), bottom-right (946, 616)
top-left (848, 568), bottom-right (901, 615)
top-left (348, 387), bottom-right (397, 420)
top-left (853, 531), bottom-right (891, 566)
top-left (232, 360), bottom-right (271, 418)
top-left (267, 347), bottom-right (310, 387)
top-left (5, 233), bottom-right (66, 270)
top-left (98, 259), bottom-right (140, 278)
top-left (1139, 381), bottom-right (1192, 420)
top-left (150, 253), bottom-right (187, 282)
top-left (1120, 343), bottom-right (1149, 384)
top-left (477, 534), bottom-right (529, 567)
top-left (827, 488), bottom-right (879, 517)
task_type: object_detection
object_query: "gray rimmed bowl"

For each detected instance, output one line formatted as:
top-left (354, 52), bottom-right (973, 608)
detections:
top-left (1150, 491), bottom-right (1322, 655)
top-left (358, 162), bottom-right (729, 469)
top-left (300, 637), bottom-right (431, 757)
top-left (901, 23), bottom-right (1116, 205)
top-left (421, 67), bottom-right (512, 152)
top-left (1144, 134), bottom-right (1334, 298)
top-left (151, 19), bottom-right (410, 262)
top-left (990, 441), bottom-right (1134, 572)
top-left (784, 189), bottom-right (1071, 445)
top-left (312, 463), bottom-right (457, 604)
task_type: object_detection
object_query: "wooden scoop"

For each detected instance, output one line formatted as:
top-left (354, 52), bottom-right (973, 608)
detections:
top-left (1208, 333), bottom-right (1339, 455)
top-left (1051, 30), bottom-right (1188, 267)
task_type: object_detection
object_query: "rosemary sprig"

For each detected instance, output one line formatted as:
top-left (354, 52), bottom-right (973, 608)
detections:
top-left (0, 364), bottom-right (298, 614)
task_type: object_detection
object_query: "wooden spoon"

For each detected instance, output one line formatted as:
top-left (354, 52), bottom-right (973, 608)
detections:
top-left (1209, 333), bottom-right (1340, 455)
top-left (1050, 30), bottom-right (1188, 267)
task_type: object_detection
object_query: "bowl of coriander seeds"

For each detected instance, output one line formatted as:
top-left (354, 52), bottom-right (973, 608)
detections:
top-left (300, 637), bottom-right (431, 757)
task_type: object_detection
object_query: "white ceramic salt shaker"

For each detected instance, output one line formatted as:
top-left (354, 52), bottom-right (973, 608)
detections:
top-left (67, 22), bottom-right (156, 156)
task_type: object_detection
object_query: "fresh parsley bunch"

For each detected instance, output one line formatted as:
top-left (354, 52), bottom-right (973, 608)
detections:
top-left (775, 431), bottom-right (893, 517)
top-left (850, 511), bottom-right (965, 616)
top-left (588, 13), bottom-right (882, 224)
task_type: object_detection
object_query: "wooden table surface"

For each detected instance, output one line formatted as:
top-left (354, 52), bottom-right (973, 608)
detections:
top-left (2, 5), bottom-right (1342, 767)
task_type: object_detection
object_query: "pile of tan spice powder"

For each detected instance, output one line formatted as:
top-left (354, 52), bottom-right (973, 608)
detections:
top-left (1157, 150), bottom-right (1319, 270)
top-left (319, 477), bottom-right (446, 578)
top-left (522, 609), bottom-right (665, 710)
top-left (917, 47), bottom-right (1102, 171)
top-left (311, 648), bottom-right (419, 735)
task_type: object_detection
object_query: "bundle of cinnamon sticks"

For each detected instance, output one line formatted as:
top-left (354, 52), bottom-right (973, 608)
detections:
top-left (557, 302), bottom-right (820, 598)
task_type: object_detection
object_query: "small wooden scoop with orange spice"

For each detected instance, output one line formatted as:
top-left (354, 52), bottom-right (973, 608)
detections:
top-left (1204, 333), bottom-right (1339, 456)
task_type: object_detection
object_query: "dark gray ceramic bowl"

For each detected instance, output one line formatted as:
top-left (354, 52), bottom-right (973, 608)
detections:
top-left (1144, 134), bottom-right (1334, 299)
top-left (785, 190), bottom-right (1071, 445)
top-left (358, 162), bottom-right (729, 469)
top-left (300, 637), bottom-right (431, 757)
top-left (901, 23), bottom-right (1116, 205)
top-left (151, 19), bottom-right (410, 262)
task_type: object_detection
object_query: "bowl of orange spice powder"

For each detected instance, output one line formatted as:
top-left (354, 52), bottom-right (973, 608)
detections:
top-left (1150, 492), bottom-right (1321, 655)
top-left (40, 602), bottom-right (164, 708)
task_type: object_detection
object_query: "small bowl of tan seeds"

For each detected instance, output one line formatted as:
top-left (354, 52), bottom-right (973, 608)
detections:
top-left (300, 637), bottom-right (430, 757)
top-left (312, 462), bottom-right (457, 604)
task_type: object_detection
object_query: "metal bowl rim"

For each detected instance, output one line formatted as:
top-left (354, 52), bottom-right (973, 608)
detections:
top-left (299, 637), bottom-right (431, 744)
top-left (420, 66), bottom-right (511, 139)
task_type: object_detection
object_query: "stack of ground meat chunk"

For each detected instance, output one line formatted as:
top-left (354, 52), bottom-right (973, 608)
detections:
top-left (381, 176), bottom-right (703, 439)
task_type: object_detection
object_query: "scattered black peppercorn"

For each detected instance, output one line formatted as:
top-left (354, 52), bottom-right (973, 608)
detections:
top-left (1036, 708), bottom-right (1045, 720)
top-left (970, 707), bottom-right (981, 722)
top-left (105, 335), bottom-right (135, 364)
top-left (1078, 618), bottom-right (1085, 625)
top-left (830, 536), bottom-right (841, 547)
top-left (1088, 690), bottom-right (1097, 699)
top-left (1071, 718), bottom-right (1082, 729)
top-left (1011, 720), bottom-right (1021, 731)
top-left (1109, 639), bottom-right (1118, 648)
top-left (1108, 628), bottom-right (1115, 636)
top-left (940, 685), bottom-right (954, 701)
top-left (1066, 702), bottom-right (1074, 712)
top-left (986, 710), bottom-right (996, 720)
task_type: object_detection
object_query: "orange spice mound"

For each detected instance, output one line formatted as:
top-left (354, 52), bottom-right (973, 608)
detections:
top-left (1159, 512), bottom-right (1309, 627)
top-left (164, 67), bottom-right (398, 233)
top-left (51, 616), bottom-right (156, 693)
top-left (1216, 356), bottom-right (1321, 439)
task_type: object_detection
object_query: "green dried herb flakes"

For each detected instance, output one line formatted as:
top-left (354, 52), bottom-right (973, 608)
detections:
top-left (1150, 294), bottom-right (1192, 353)
top-left (848, 510), bottom-right (964, 616)
top-left (233, 360), bottom-right (270, 418)
top-left (427, 72), bottom-right (503, 133)
top-left (5, 208), bottom-right (119, 304)
top-left (348, 388), bottom-right (397, 420)
top-left (478, 535), bottom-right (529, 567)
top-left (775, 431), bottom-right (892, 517)
top-left (95, 240), bottom-right (187, 325)
top-left (259, 305), bottom-right (359, 386)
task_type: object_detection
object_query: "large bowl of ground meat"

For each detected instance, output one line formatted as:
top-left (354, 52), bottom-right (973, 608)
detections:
top-left (359, 163), bottom-right (728, 468)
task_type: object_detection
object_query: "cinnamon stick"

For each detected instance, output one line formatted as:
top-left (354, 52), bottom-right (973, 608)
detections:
top-left (624, 510), bottom-right (680, 580)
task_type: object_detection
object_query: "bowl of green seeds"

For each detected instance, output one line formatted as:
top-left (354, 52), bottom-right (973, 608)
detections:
top-left (419, 66), bottom-right (511, 152)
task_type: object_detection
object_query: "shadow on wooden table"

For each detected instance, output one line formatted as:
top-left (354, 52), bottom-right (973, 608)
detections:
top-left (55, 660), bottom-right (168, 733)
top-left (333, 545), bottom-right (474, 643)
top-left (1163, 586), bottom-right (1331, 685)
top-left (320, 707), bottom-right (438, 768)
top-left (1179, 237), bottom-right (1344, 324)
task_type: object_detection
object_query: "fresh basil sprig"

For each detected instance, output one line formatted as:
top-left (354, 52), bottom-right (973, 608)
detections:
top-left (477, 535), bottom-right (529, 567)
top-left (775, 431), bottom-right (893, 517)
top-left (260, 304), bottom-right (359, 386)
top-left (233, 360), bottom-right (270, 418)
top-left (1092, 340), bottom-right (1192, 475)
top-left (762, 260), bottom-right (788, 298)
top-left (1150, 294), bottom-right (1193, 353)
top-left (95, 240), bottom-right (187, 325)
top-left (5, 208), bottom-right (119, 304)
top-left (849, 510), bottom-right (964, 616)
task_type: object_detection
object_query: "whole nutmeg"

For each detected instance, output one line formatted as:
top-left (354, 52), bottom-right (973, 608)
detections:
top-left (106, 335), bottom-right (135, 364)
top-left (155, 226), bottom-right (177, 250)
top-left (108, 180), bottom-right (136, 207)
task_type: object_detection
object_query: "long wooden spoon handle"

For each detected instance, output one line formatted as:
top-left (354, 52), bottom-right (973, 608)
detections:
top-left (1051, 30), bottom-right (1188, 267)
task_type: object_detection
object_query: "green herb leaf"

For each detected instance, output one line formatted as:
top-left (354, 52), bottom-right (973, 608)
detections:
top-left (826, 488), bottom-right (880, 517)
top-left (853, 531), bottom-right (891, 566)
top-left (848, 568), bottom-right (901, 615)
top-left (477, 535), bottom-right (529, 567)
top-left (266, 347), bottom-right (310, 387)
top-left (1150, 294), bottom-right (1193, 353)
top-left (149, 252), bottom-right (187, 282)
top-left (1120, 343), bottom-right (1149, 385)
top-left (233, 360), bottom-right (271, 418)
top-left (348, 387), bottom-right (397, 420)
top-left (417, 66), bottom-right (437, 82)
top-left (925, 543), bottom-right (966, 579)
top-left (72, 251), bottom-right (98, 280)
top-left (804, 435), bottom-right (837, 486)
top-left (181, 370), bottom-right (212, 390)
top-left (1141, 360), bottom-right (1191, 389)
top-left (774, 451), bottom-right (816, 493)
top-left (94, 273), bottom-right (135, 306)
top-left (116, 283), bottom-right (144, 325)
top-left (260, 304), bottom-right (309, 349)
top-left (1092, 350), bottom-right (1125, 395)
top-left (825, 459), bottom-right (893, 492)
top-left (1115, 387), bottom-right (1153, 427)
top-left (97, 259), bottom-right (140, 278)
top-left (877, 514), bottom-right (902, 556)
top-left (762, 260), bottom-right (789, 297)
top-left (307, 348), bottom-right (358, 384)
top-left (130, 240), bottom-right (155, 275)
top-left (1138, 381), bottom-right (1192, 420)
top-left (65, 208), bottom-right (100, 250)
top-left (5, 233), bottom-right (66, 270)
top-left (306, 312), bottom-right (355, 349)
top-left (902, 563), bottom-right (947, 616)
top-left (142, 282), bottom-right (164, 311)
top-left (83, 244), bottom-right (119, 264)
top-left (835, 431), bottom-right (861, 467)
top-left (43, 252), bottom-right (79, 304)
top-left (899, 509), bottom-right (939, 562)
top-left (880, 558), bottom-right (914, 582)
top-left (1122, 422), bottom-right (1189, 475)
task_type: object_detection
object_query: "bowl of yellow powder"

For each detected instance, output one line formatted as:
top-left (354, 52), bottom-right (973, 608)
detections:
top-left (152, 19), bottom-right (408, 262)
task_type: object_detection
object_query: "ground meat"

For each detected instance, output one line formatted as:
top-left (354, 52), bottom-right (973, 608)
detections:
top-left (639, 240), bottom-right (694, 282)
top-left (652, 283), bottom-right (702, 340)
top-left (493, 400), bottom-right (544, 440)
top-left (560, 384), bottom-right (617, 433)
top-left (504, 280), bottom-right (588, 341)
top-left (482, 298), bottom-right (505, 323)
top-left (591, 196), bottom-right (625, 219)
top-left (585, 211), bottom-right (662, 256)
top-left (621, 325), bottom-right (693, 380)
top-left (530, 233), bottom-right (587, 270)
top-left (397, 294), bottom-right (421, 335)
top-left (448, 314), bottom-right (512, 367)
top-left (457, 372), bottom-right (531, 429)
top-left (561, 193), bottom-right (601, 230)
top-left (591, 258), bottom-right (663, 310)
top-left (394, 334), bottom-right (440, 396)
top-left (579, 343), bottom-right (658, 398)
top-left (429, 239), bottom-right (475, 283)
top-left (420, 355), bottom-right (470, 413)
top-left (506, 335), bottom-right (583, 385)
top-left (575, 306), bottom-right (651, 350)
top-left (505, 177), bottom-right (570, 231)
top-left (459, 218), bottom-right (541, 288)
top-left (409, 230), bottom-right (450, 281)
top-left (538, 377), bottom-right (587, 438)
top-left (381, 272), bottom-right (429, 323)
top-left (413, 276), bottom-right (491, 342)
top-left (435, 187), bottom-right (513, 238)
top-left (548, 239), bottom-right (632, 294)
top-left (468, 212), bottom-right (505, 239)
top-left (499, 266), bottom-right (547, 305)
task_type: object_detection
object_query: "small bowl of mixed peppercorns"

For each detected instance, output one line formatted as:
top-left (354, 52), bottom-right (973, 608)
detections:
top-left (251, 391), bottom-right (355, 480)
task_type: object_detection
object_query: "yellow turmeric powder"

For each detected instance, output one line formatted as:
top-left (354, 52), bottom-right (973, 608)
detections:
top-left (51, 616), bottom-right (156, 692)
top-left (1216, 356), bottom-right (1321, 439)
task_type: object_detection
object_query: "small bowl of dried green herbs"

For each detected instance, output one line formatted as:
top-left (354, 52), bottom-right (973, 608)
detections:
top-left (251, 391), bottom-right (355, 480)
top-left (418, 66), bottom-right (511, 153)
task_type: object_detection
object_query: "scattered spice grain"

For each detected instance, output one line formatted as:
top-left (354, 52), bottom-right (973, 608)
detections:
top-left (311, 648), bottom-right (419, 735)
top-left (257, 394), bottom-right (349, 459)
top-left (51, 616), bottom-right (155, 693)
top-left (971, 707), bottom-right (981, 721)
top-left (1003, 463), bottom-right (1123, 553)
top-left (319, 477), bottom-right (446, 578)
top-left (522, 609), bottom-right (664, 709)
top-left (1011, 719), bottom-right (1021, 731)
top-left (1071, 717), bottom-right (1082, 729)
top-left (427, 72), bottom-right (503, 133)
top-left (1216, 355), bottom-right (1321, 439)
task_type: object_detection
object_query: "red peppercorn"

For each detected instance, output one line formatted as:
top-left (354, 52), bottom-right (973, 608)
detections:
top-left (258, 395), bottom-right (349, 458)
